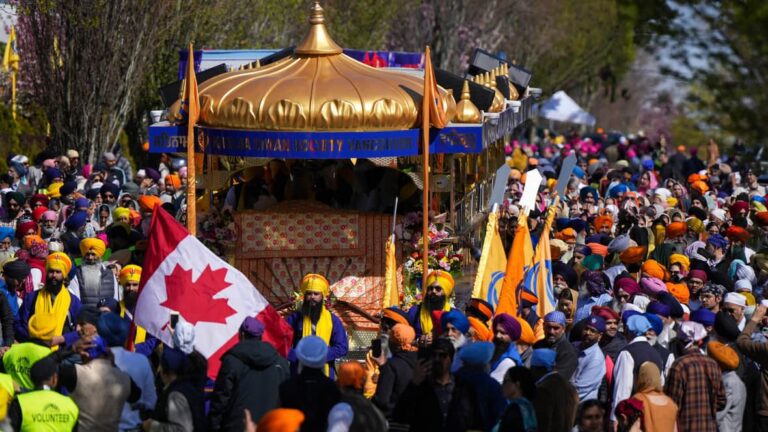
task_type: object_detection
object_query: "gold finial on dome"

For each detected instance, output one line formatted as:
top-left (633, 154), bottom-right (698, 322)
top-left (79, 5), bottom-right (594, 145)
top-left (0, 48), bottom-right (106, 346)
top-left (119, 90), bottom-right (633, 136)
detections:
top-left (295, 1), bottom-right (343, 55)
top-left (454, 80), bottom-right (481, 123)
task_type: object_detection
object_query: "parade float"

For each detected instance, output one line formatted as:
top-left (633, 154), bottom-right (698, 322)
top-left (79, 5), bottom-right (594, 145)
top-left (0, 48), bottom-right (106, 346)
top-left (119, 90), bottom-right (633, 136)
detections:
top-left (147, 2), bottom-right (533, 346)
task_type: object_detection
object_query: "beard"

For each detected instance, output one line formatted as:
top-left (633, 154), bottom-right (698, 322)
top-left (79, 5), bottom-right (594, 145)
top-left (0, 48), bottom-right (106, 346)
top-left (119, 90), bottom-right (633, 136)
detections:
top-left (45, 278), bottom-right (63, 293)
top-left (41, 226), bottom-right (56, 236)
top-left (301, 299), bottom-right (323, 323)
top-left (124, 290), bottom-right (138, 310)
top-left (493, 338), bottom-right (510, 358)
top-left (425, 294), bottom-right (446, 312)
top-left (450, 333), bottom-right (467, 349)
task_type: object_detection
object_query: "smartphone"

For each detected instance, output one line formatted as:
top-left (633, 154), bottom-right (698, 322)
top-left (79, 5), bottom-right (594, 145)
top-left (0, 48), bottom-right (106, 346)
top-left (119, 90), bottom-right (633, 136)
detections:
top-left (371, 339), bottom-right (382, 358)
top-left (170, 311), bottom-right (179, 330)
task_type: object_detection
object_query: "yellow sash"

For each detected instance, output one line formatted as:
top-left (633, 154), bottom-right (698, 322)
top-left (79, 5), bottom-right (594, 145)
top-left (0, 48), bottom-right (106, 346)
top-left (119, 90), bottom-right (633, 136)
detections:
top-left (302, 306), bottom-right (332, 375)
top-left (119, 302), bottom-right (147, 345)
top-left (419, 301), bottom-right (450, 336)
top-left (32, 288), bottom-right (71, 351)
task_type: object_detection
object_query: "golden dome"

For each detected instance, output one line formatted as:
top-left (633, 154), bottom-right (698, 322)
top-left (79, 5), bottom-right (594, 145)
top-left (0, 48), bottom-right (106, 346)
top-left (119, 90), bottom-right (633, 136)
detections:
top-left (454, 80), bottom-right (481, 123)
top-left (170, 2), bottom-right (456, 131)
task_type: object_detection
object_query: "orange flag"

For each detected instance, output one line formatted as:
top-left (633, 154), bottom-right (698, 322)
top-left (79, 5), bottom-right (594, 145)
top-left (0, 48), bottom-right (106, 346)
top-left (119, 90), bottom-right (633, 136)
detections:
top-left (496, 212), bottom-right (533, 317)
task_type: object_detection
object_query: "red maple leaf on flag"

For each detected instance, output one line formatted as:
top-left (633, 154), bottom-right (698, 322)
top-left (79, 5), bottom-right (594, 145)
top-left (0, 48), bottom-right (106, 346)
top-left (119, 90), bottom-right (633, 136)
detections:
top-left (160, 264), bottom-right (236, 325)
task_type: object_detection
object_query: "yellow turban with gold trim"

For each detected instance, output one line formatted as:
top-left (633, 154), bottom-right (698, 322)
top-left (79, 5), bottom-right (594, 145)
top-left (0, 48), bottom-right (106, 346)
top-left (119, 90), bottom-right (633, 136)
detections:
top-left (119, 265), bottom-right (142, 285)
top-left (425, 270), bottom-right (455, 297)
top-left (79, 238), bottom-right (106, 258)
top-left (300, 273), bottom-right (330, 297)
top-left (45, 252), bottom-right (72, 275)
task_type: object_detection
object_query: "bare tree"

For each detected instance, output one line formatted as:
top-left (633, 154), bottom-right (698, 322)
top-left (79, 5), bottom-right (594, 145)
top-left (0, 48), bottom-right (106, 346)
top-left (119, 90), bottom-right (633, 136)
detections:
top-left (16, 0), bottom-right (178, 163)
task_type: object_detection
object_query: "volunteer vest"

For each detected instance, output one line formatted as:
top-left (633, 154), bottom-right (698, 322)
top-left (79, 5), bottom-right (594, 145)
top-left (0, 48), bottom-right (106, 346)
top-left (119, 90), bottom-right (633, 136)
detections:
top-left (17, 390), bottom-right (78, 432)
top-left (74, 265), bottom-right (115, 307)
top-left (3, 343), bottom-right (52, 390)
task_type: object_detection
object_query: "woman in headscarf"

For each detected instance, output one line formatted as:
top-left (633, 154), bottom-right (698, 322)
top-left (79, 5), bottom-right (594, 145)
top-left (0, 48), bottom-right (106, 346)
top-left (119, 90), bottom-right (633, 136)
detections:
top-left (556, 288), bottom-right (579, 332)
top-left (631, 362), bottom-right (678, 432)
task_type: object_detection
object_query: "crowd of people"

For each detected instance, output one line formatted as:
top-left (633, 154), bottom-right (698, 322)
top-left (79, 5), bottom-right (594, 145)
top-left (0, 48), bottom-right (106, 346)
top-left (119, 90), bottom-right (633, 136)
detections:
top-left (0, 129), bottom-right (767, 432)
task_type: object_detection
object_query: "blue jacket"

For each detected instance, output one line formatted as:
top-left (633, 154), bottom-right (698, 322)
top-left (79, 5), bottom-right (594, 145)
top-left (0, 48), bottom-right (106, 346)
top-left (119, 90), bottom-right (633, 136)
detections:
top-left (285, 310), bottom-right (348, 377)
top-left (15, 288), bottom-right (82, 348)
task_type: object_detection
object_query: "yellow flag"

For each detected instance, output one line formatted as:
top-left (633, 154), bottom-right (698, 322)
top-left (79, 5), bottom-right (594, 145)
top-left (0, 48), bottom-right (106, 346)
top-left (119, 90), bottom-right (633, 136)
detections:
top-left (2, 26), bottom-right (19, 72)
top-left (471, 210), bottom-right (507, 307)
top-left (382, 234), bottom-right (399, 308)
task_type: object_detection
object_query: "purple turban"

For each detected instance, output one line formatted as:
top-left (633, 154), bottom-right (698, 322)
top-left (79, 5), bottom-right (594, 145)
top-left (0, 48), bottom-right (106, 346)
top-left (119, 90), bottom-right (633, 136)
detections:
top-left (615, 276), bottom-right (641, 296)
top-left (582, 270), bottom-right (609, 296)
top-left (492, 313), bottom-right (522, 341)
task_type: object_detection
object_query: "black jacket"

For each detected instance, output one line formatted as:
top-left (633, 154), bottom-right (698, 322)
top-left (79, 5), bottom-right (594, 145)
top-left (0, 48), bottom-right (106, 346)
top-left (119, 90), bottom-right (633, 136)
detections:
top-left (372, 350), bottom-right (417, 417)
top-left (208, 339), bottom-right (290, 431)
top-left (279, 367), bottom-right (340, 432)
top-left (393, 375), bottom-right (477, 432)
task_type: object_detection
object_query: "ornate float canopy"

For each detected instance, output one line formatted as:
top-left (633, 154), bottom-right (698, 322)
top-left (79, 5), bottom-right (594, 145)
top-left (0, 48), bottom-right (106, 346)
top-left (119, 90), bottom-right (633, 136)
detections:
top-left (169, 2), bottom-right (456, 131)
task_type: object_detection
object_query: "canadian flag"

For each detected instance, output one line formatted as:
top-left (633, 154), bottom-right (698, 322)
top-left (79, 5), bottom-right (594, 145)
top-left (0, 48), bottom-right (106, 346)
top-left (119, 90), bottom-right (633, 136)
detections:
top-left (135, 207), bottom-right (293, 378)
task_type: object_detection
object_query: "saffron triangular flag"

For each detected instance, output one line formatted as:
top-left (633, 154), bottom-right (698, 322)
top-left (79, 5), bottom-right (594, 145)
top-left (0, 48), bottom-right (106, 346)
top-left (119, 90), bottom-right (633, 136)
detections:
top-left (496, 212), bottom-right (533, 317)
top-left (471, 209), bottom-right (507, 307)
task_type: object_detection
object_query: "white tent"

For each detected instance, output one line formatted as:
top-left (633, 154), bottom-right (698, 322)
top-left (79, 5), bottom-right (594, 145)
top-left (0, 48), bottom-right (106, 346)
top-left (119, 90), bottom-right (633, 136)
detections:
top-left (537, 90), bottom-right (596, 127)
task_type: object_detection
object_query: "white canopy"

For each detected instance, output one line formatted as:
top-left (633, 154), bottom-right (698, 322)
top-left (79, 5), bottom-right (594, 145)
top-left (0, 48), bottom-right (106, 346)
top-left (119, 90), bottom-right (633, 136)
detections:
top-left (537, 90), bottom-right (596, 127)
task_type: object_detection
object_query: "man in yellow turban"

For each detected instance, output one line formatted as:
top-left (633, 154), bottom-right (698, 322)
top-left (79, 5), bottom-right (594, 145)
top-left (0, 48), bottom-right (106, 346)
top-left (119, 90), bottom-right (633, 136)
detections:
top-left (16, 252), bottom-right (82, 349)
top-left (69, 237), bottom-right (118, 307)
top-left (285, 273), bottom-right (348, 377)
top-left (112, 207), bottom-right (131, 225)
top-left (406, 270), bottom-right (457, 339)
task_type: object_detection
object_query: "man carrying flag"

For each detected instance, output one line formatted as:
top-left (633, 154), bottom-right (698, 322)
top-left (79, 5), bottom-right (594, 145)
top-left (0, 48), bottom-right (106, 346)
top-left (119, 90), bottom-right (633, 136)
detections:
top-left (134, 207), bottom-right (292, 378)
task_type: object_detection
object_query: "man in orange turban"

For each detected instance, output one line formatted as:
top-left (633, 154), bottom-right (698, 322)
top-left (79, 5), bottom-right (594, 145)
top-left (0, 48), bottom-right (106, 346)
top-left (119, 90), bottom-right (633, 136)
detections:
top-left (138, 195), bottom-right (162, 214)
top-left (256, 408), bottom-right (305, 432)
top-left (593, 215), bottom-right (613, 235)
top-left (666, 221), bottom-right (687, 239)
top-left (162, 174), bottom-right (184, 210)
top-left (641, 259), bottom-right (670, 281)
top-left (69, 237), bottom-right (118, 307)
top-left (620, 246), bottom-right (647, 265)
top-left (725, 225), bottom-right (749, 244)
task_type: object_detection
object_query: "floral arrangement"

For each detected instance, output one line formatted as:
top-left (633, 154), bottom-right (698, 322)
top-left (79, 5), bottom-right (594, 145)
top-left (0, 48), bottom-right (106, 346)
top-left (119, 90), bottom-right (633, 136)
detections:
top-left (400, 212), bottom-right (462, 307)
top-left (198, 208), bottom-right (236, 258)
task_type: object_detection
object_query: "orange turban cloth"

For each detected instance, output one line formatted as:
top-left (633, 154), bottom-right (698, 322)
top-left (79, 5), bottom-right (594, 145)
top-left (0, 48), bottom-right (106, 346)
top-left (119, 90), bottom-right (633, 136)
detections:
top-left (46, 252), bottom-right (72, 275)
top-left (23, 235), bottom-right (45, 251)
top-left (669, 254), bottom-right (690, 272)
top-left (257, 408), bottom-right (305, 432)
top-left (119, 265), bottom-right (142, 285)
top-left (555, 228), bottom-right (577, 243)
top-left (594, 215), bottom-right (613, 231)
top-left (691, 181), bottom-right (709, 194)
top-left (79, 237), bottom-right (106, 258)
top-left (165, 174), bottom-right (181, 190)
top-left (138, 195), bottom-right (162, 213)
top-left (687, 173), bottom-right (702, 184)
top-left (707, 341), bottom-right (739, 371)
top-left (641, 259), bottom-right (669, 281)
top-left (620, 246), bottom-right (647, 264)
top-left (337, 360), bottom-right (366, 390)
top-left (756, 212), bottom-right (768, 227)
top-left (468, 317), bottom-right (493, 342)
top-left (666, 222), bottom-right (687, 238)
top-left (382, 308), bottom-right (410, 327)
top-left (725, 226), bottom-right (750, 243)
top-left (666, 282), bottom-right (690, 304)
top-left (587, 243), bottom-right (608, 257)
top-left (514, 316), bottom-right (536, 345)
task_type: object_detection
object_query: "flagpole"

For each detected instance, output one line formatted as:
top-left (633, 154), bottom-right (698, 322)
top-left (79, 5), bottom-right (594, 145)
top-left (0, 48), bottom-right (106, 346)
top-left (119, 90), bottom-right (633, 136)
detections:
top-left (421, 46), bottom-right (431, 290)
top-left (10, 70), bottom-right (15, 120)
top-left (186, 43), bottom-right (197, 236)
